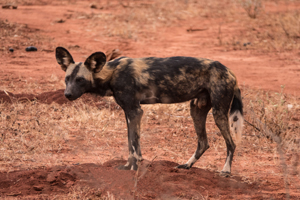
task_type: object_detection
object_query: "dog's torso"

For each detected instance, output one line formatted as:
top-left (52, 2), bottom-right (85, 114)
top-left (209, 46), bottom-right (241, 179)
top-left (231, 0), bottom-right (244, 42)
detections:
top-left (94, 56), bottom-right (236, 106)
top-left (56, 47), bottom-right (243, 173)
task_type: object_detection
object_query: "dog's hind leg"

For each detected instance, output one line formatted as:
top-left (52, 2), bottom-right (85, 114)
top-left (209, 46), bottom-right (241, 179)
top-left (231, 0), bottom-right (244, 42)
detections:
top-left (177, 91), bottom-right (211, 169)
top-left (211, 91), bottom-right (236, 176)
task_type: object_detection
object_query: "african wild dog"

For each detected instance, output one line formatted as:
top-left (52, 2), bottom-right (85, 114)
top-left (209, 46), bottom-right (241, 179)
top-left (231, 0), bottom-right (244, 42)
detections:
top-left (55, 47), bottom-right (243, 176)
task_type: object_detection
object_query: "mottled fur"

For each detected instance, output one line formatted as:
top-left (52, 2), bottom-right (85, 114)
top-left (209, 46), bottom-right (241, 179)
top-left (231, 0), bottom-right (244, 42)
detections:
top-left (56, 47), bottom-right (244, 175)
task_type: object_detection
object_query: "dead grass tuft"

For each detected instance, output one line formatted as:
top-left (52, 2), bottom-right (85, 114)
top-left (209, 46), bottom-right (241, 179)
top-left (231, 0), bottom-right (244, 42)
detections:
top-left (226, 1), bottom-right (300, 52)
top-left (241, 85), bottom-right (300, 198)
top-left (64, 186), bottom-right (115, 200)
top-left (78, 0), bottom-right (233, 40)
top-left (0, 97), bottom-right (125, 171)
top-left (242, 85), bottom-right (300, 150)
top-left (239, 0), bottom-right (263, 19)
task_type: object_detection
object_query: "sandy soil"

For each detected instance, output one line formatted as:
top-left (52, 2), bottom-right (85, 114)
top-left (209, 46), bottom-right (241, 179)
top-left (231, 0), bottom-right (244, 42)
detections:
top-left (0, 0), bottom-right (299, 199)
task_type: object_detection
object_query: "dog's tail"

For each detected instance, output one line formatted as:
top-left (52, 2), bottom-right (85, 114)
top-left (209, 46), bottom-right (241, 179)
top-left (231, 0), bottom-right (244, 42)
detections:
top-left (229, 84), bottom-right (244, 143)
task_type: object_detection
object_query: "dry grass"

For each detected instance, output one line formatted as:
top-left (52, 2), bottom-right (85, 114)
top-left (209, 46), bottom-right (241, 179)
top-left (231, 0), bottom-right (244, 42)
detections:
top-left (1, 85), bottom-right (299, 167)
top-left (3, 0), bottom-right (300, 53)
top-left (76, 0), bottom-right (233, 40)
top-left (242, 85), bottom-right (300, 149)
top-left (0, 84), bottom-right (299, 198)
top-left (15, 187), bottom-right (116, 200)
top-left (63, 186), bottom-right (115, 200)
top-left (0, 97), bottom-right (124, 171)
top-left (80, 0), bottom-right (300, 53)
top-left (238, 0), bottom-right (263, 19)
top-left (239, 85), bottom-right (299, 196)
top-left (0, 19), bottom-right (54, 53)
top-left (229, 9), bottom-right (300, 52)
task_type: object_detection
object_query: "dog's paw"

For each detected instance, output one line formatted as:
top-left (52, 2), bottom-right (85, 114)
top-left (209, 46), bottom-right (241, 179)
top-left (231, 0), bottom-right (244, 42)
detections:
top-left (116, 157), bottom-right (139, 170)
top-left (220, 171), bottom-right (231, 177)
top-left (176, 164), bottom-right (191, 169)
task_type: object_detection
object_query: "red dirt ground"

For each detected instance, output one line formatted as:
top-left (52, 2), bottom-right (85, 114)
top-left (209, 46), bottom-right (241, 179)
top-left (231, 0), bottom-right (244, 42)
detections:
top-left (0, 160), bottom-right (272, 199)
top-left (0, 0), bottom-right (300, 199)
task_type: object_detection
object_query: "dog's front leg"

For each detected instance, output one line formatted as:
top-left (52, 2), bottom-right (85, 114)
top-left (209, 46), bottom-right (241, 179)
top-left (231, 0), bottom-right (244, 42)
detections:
top-left (118, 107), bottom-right (143, 170)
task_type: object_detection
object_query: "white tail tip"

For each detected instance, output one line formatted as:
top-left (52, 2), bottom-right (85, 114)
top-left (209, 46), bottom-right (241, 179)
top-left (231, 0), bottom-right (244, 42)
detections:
top-left (229, 111), bottom-right (244, 143)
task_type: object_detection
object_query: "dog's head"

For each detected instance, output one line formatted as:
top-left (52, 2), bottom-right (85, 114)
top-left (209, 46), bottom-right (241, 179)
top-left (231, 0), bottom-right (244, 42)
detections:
top-left (55, 47), bottom-right (106, 100)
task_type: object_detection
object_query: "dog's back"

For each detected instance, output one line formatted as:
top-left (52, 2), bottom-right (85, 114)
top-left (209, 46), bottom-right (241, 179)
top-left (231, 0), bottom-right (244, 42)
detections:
top-left (104, 56), bottom-right (236, 105)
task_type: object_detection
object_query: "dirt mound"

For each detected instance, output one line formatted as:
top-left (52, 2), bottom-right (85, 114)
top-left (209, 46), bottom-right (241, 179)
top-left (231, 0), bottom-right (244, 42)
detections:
top-left (0, 160), bottom-right (251, 199)
top-left (0, 160), bottom-right (288, 199)
top-left (0, 165), bottom-right (76, 197)
top-left (0, 89), bottom-right (66, 104)
top-left (35, 89), bottom-right (70, 104)
top-left (0, 89), bottom-right (119, 108)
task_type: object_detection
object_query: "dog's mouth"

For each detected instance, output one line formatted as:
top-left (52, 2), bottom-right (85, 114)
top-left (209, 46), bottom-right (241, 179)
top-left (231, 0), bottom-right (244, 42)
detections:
top-left (64, 93), bottom-right (78, 101)
top-left (66, 97), bottom-right (76, 101)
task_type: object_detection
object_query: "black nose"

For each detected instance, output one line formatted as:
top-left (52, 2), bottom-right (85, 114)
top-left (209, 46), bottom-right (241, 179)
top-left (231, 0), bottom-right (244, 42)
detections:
top-left (65, 93), bottom-right (72, 99)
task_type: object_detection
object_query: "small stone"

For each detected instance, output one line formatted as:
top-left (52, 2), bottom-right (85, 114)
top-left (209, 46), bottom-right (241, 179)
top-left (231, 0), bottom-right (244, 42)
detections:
top-left (90, 4), bottom-right (97, 9)
top-left (55, 19), bottom-right (65, 23)
top-left (25, 46), bottom-right (37, 52)
top-left (9, 48), bottom-right (14, 52)
top-left (46, 173), bottom-right (57, 183)
top-left (2, 5), bottom-right (17, 9)
top-left (2, 5), bottom-right (11, 9)
top-left (33, 185), bottom-right (43, 191)
top-left (243, 42), bottom-right (251, 47)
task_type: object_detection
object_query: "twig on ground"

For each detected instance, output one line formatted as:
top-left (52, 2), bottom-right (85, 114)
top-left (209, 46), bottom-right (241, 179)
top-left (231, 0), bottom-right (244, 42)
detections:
top-left (244, 119), bottom-right (261, 132)
top-left (186, 28), bottom-right (208, 32)
top-left (134, 156), bottom-right (157, 188)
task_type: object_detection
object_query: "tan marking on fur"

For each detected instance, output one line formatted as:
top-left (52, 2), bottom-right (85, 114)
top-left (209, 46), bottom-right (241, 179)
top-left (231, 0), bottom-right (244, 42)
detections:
top-left (131, 59), bottom-right (151, 85)
top-left (136, 86), bottom-right (158, 103)
top-left (164, 73), bottom-right (185, 85)
top-left (65, 63), bottom-right (78, 77)
top-left (77, 64), bottom-right (94, 83)
top-left (179, 68), bottom-right (188, 81)
top-left (196, 58), bottom-right (214, 66)
top-left (227, 68), bottom-right (237, 80)
top-left (193, 99), bottom-right (197, 106)
top-left (94, 58), bottom-right (129, 83)
top-left (94, 64), bottom-right (114, 82)
top-left (145, 59), bottom-right (154, 66)
top-left (197, 97), bottom-right (207, 108)
top-left (109, 58), bottom-right (130, 84)
top-left (161, 96), bottom-right (172, 103)
top-left (208, 67), bottom-right (219, 84)
top-left (202, 58), bottom-right (214, 65)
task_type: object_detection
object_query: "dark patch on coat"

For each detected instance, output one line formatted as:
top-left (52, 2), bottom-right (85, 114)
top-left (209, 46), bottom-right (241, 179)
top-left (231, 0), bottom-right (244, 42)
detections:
top-left (66, 62), bottom-right (81, 82)
top-left (106, 56), bottom-right (128, 69)
top-left (230, 89), bottom-right (243, 115)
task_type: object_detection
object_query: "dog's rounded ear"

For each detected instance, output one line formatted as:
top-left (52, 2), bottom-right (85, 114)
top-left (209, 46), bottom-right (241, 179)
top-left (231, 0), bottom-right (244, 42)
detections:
top-left (56, 47), bottom-right (75, 71)
top-left (84, 52), bottom-right (106, 73)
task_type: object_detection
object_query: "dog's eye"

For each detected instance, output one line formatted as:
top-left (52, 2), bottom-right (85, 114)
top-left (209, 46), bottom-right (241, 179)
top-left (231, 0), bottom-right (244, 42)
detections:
top-left (65, 76), bottom-right (70, 83)
top-left (76, 77), bottom-right (85, 83)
